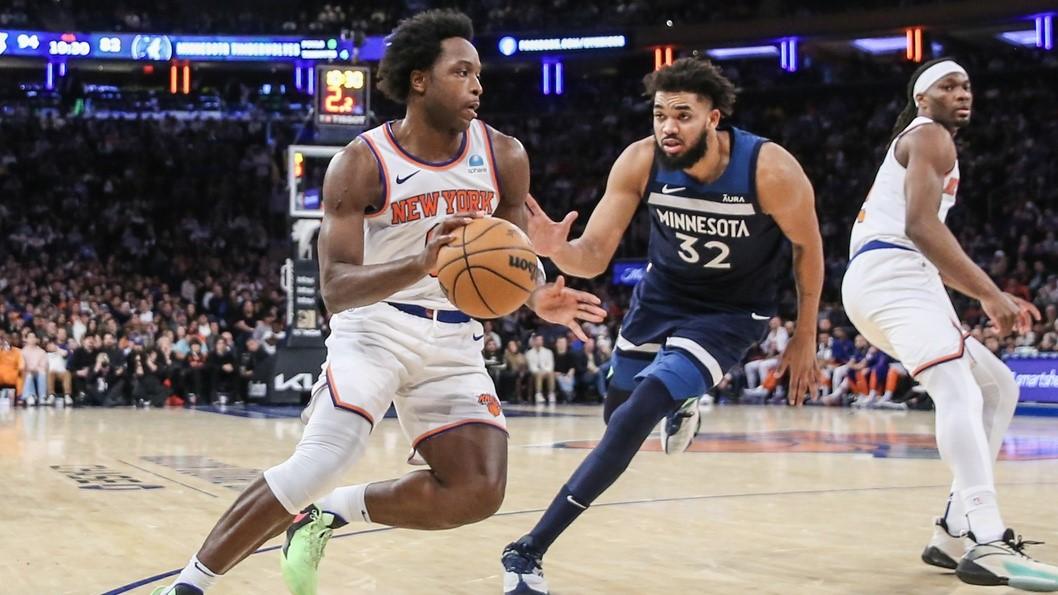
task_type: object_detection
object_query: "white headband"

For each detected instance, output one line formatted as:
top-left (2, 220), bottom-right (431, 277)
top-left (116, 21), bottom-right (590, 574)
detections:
top-left (913, 60), bottom-right (968, 96)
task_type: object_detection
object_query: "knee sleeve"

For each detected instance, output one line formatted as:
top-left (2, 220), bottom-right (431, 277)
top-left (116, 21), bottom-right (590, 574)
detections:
top-left (966, 338), bottom-right (1018, 460)
top-left (264, 398), bottom-right (372, 514)
top-left (917, 358), bottom-right (994, 493)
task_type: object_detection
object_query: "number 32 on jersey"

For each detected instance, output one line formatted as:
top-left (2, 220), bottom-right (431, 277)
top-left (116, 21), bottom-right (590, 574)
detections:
top-left (675, 232), bottom-right (732, 269)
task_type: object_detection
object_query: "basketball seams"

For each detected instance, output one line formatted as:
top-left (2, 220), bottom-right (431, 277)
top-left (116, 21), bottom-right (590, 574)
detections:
top-left (445, 218), bottom-right (508, 248)
top-left (463, 266), bottom-right (534, 294)
top-left (460, 224), bottom-right (499, 316)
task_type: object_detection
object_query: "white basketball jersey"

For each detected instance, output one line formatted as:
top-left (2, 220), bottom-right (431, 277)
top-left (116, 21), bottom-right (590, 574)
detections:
top-left (848, 116), bottom-right (960, 257)
top-left (357, 119), bottom-right (501, 310)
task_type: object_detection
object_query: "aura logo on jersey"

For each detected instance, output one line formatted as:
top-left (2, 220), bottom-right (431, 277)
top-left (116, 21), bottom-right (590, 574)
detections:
top-left (467, 154), bottom-right (488, 175)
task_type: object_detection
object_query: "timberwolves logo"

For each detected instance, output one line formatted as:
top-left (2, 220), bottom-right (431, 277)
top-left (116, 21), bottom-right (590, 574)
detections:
top-left (467, 154), bottom-right (488, 175)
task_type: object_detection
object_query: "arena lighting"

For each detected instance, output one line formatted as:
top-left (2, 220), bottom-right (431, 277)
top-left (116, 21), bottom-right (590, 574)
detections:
top-left (851, 35), bottom-right (908, 54)
top-left (779, 38), bottom-right (798, 72)
top-left (654, 46), bottom-right (674, 70)
top-left (706, 45), bottom-right (778, 60)
top-left (498, 36), bottom-right (517, 56)
top-left (1037, 14), bottom-right (1054, 50)
top-left (45, 61), bottom-right (54, 90)
top-left (507, 34), bottom-right (626, 54)
top-left (182, 63), bottom-right (190, 94)
top-left (542, 61), bottom-right (550, 95)
top-left (906, 27), bottom-right (924, 62)
top-left (999, 30), bottom-right (1039, 46)
top-left (169, 62), bottom-right (177, 94)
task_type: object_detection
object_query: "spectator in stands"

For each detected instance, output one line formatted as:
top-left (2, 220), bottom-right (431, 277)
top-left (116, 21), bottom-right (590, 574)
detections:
top-left (128, 337), bottom-right (167, 407)
top-left (526, 334), bottom-right (555, 403)
top-left (232, 300), bottom-right (259, 349)
top-left (45, 337), bottom-right (73, 406)
top-left (237, 338), bottom-right (268, 402)
top-left (87, 351), bottom-right (122, 406)
top-left (0, 332), bottom-right (24, 402)
top-left (183, 339), bottom-right (209, 403)
top-left (553, 336), bottom-right (578, 403)
top-left (209, 337), bottom-right (238, 404)
top-left (744, 317), bottom-right (789, 389)
top-left (499, 339), bottom-right (530, 403)
top-left (70, 335), bottom-right (98, 402)
top-left (579, 338), bottom-right (602, 402)
top-left (20, 332), bottom-right (48, 406)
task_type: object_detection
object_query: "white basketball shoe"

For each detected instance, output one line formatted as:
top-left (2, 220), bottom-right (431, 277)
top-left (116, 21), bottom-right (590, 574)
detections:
top-left (956, 529), bottom-right (1058, 591)
top-left (660, 398), bottom-right (701, 455)
top-left (921, 516), bottom-right (971, 569)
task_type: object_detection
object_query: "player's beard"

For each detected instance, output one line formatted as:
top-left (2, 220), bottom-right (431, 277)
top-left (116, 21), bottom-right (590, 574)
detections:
top-left (654, 130), bottom-right (708, 170)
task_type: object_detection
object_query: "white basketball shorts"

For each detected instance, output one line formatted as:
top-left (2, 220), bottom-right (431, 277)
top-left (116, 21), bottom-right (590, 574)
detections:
top-left (842, 248), bottom-right (969, 377)
top-left (303, 302), bottom-right (507, 464)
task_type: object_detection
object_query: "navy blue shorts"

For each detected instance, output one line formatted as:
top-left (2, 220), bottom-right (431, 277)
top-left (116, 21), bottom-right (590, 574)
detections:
top-left (610, 297), bottom-right (770, 400)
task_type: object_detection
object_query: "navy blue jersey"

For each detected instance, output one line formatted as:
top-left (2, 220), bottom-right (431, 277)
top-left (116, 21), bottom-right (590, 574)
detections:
top-left (638, 125), bottom-right (785, 315)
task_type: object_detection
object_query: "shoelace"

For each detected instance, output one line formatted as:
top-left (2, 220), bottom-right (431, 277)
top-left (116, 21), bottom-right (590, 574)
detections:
top-left (1006, 534), bottom-right (1045, 556)
top-left (305, 508), bottom-right (332, 564)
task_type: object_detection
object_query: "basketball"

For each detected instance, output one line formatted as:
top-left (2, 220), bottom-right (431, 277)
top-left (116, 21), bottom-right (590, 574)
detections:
top-left (435, 217), bottom-right (537, 318)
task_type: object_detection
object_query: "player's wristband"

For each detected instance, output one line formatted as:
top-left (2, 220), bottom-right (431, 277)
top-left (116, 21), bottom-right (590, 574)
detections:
top-left (534, 257), bottom-right (546, 287)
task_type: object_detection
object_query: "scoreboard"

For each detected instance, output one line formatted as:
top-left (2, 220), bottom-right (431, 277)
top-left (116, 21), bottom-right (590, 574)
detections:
top-left (314, 65), bottom-right (370, 127)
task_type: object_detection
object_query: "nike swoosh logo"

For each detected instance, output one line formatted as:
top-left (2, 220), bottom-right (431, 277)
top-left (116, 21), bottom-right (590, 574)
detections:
top-left (751, 313), bottom-right (770, 321)
top-left (395, 170), bottom-right (421, 184)
top-left (661, 184), bottom-right (685, 194)
top-left (566, 494), bottom-right (587, 509)
top-left (472, 334), bottom-right (484, 341)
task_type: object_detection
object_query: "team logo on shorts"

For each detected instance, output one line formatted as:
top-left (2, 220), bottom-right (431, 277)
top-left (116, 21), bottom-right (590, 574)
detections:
top-left (467, 154), bottom-right (488, 175)
top-left (477, 393), bottom-right (502, 417)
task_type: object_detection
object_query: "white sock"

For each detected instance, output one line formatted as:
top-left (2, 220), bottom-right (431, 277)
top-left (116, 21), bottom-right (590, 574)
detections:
top-left (318, 483), bottom-right (372, 524)
top-left (961, 485), bottom-right (1005, 543)
top-left (171, 555), bottom-right (221, 592)
top-left (942, 487), bottom-right (969, 536)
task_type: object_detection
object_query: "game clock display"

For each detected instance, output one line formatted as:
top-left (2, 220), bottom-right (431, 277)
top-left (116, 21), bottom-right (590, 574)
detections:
top-left (315, 65), bottom-right (370, 127)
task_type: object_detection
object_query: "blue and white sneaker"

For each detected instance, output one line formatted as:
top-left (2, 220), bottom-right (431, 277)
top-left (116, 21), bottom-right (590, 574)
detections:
top-left (502, 536), bottom-right (548, 594)
top-left (660, 398), bottom-right (701, 454)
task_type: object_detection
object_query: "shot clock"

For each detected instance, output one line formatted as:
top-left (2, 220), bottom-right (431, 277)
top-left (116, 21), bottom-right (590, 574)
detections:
top-left (314, 64), bottom-right (370, 127)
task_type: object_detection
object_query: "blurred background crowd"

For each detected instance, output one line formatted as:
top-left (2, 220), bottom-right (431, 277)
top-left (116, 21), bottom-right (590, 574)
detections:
top-left (1, 0), bottom-right (1056, 409)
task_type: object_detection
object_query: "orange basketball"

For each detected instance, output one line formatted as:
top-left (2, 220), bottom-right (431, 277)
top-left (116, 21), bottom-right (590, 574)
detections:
top-left (436, 217), bottom-right (537, 318)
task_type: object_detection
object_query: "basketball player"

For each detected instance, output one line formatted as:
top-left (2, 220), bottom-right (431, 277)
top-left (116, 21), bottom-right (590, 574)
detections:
top-left (152, 10), bottom-right (606, 595)
top-left (842, 58), bottom-right (1058, 590)
top-left (501, 58), bottom-right (824, 594)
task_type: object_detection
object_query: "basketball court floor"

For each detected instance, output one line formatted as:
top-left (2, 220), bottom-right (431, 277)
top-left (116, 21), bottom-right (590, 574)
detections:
top-left (3, 401), bottom-right (1058, 594)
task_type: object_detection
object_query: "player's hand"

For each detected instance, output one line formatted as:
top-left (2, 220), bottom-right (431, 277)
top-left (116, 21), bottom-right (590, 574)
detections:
top-left (981, 291), bottom-right (1038, 337)
top-left (525, 194), bottom-right (577, 257)
top-left (528, 275), bottom-right (607, 342)
top-left (416, 212), bottom-right (483, 275)
top-left (1006, 293), bottom-right (1041, 335)
top-left (775, 332), bottom-right (820, 407)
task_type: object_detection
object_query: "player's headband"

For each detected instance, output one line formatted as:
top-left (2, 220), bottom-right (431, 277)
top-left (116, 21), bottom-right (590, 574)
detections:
top-left (912, 60), bottom-right (968, 97)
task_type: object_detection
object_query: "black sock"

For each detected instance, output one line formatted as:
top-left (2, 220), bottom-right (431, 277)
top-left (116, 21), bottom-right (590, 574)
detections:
top-left (527, 376), bottom-right (678, 554)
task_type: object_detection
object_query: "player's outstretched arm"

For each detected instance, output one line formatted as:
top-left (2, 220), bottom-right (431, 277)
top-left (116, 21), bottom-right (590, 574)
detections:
top-left (757, 143), bottom-right (823, 405)
top-left (901, 125), bottom-right (1035, 335)
top-left (317, 139), bottom-right (476, 313)
top-left (526, 139), bottom-right (652, 278)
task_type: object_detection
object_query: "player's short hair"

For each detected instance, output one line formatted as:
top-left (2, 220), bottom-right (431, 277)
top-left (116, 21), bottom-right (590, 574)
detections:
top-left (377, 9), bottom-right (474, 103)
top-left (643, 58), bottom-right (737, 117)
